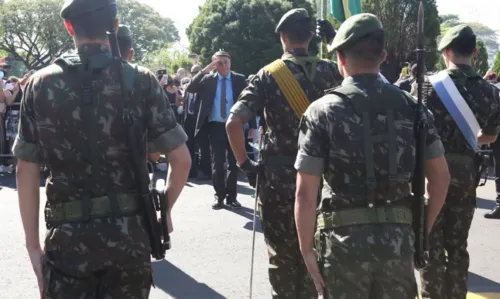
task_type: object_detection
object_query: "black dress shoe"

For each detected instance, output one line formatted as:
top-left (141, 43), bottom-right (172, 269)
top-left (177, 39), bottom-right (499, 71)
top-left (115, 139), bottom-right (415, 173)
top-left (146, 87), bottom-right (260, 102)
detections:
top-left (485, 205), bottom-right (500, 219)
top-left (212, 198), bottom-right (224, 210)
top-left (226, 199), bottom-right (242, 209)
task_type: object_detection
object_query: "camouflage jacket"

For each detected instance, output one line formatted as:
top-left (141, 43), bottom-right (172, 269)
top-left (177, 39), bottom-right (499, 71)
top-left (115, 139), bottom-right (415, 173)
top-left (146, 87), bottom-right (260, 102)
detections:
top-left (423, 64), bottom-right (500, 200)
top-left (231, 48), bottom-right (343, 192)
top-left (12, 44), bottom-right (187, 204)
top-left (295, 74), bottom-right (444, 211)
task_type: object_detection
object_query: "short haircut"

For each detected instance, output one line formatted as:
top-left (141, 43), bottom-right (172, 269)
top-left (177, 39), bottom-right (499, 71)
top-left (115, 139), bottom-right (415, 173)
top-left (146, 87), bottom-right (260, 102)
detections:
top-left (68, 6), bottom-right (117, 40)
top-left (447, 34), bottom-right (477, 57)
top-left (282, 19), bottom-right (313, 44)
top-left (118, 36), bottom-right (132, 59)
top-left (338, 30), bottom-right (385, 66)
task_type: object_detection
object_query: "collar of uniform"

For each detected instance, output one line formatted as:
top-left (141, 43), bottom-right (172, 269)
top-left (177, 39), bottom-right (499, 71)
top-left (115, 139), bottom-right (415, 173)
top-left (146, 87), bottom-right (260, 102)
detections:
top-left (342, 73), bottom-right (380, 86)
top-left (282, 48), bottom-right (309, 59)
top-left (77, 43), bottom-right (111, 56)
top-left (449, 64), bottom-right (480, 78)
top-left (218, 72), bottom-right (232, 81)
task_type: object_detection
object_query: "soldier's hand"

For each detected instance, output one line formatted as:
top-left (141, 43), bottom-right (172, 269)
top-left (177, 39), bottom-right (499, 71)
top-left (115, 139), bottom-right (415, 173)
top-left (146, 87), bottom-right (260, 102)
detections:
top-left (239, 157), bottom-right (260, 173)
top-left (302, 249), bottom-right (325, 296)
top-left (316, 19), bottom-right (336, 44)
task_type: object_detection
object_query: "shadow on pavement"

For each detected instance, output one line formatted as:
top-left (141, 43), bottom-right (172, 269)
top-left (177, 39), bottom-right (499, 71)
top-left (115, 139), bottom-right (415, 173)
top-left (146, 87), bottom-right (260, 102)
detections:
top-left (226, 206), bottom-right (262, 233)
top-left (476, 197), bottom-right (496, 210)
top-left (152, 260), bottom-right (225, 299)
top-left (469, 272), bottom-right (500, 293)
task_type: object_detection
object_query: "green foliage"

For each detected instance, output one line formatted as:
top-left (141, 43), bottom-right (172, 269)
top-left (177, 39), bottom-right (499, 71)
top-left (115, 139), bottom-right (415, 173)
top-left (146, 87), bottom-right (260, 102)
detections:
top-left (142, 47), bottom-right (192, 75)
top-left (0, 0), bottom-right (179, 70)
top-left (466, 22), bottom-right (499, 62)
top-left (186, 0), bottom-right (314, 75)
top-left (117, 0), bottom-right (180, 62)
top-left (491, 52), bottom-right (500, 74)
top-left (472, 40), bottom-right (489, 75)
top-left (0, 0), bottom-right (72, 70)
top-left (439, 14), bottom-right (460, 27)
top-left (437, 15), bottom-right (499, 65)
top-left (362, 0), bottom-right (441, 82)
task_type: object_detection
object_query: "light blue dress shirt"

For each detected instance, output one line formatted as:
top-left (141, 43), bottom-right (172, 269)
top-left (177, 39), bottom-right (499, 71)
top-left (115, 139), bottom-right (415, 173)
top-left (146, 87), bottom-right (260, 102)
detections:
top-left (208, 72), bottom-right (233, 123)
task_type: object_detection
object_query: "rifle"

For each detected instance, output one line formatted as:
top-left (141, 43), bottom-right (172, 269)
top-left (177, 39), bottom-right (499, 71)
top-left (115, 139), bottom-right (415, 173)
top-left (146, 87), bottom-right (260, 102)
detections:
top-left (107, 27), bottom-right (170, 260)
top-left (412, 2), bottom-right (428, 270)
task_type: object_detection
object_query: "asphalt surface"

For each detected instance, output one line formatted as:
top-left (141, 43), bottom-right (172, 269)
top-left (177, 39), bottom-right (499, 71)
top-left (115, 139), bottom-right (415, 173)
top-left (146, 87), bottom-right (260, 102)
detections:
top-left (1, 171), bottom-right (499, 299)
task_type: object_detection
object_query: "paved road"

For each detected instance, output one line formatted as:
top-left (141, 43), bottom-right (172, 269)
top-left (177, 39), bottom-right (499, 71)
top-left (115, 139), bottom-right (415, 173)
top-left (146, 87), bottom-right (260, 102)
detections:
top-left (1, 172), bottom-right (499, 299)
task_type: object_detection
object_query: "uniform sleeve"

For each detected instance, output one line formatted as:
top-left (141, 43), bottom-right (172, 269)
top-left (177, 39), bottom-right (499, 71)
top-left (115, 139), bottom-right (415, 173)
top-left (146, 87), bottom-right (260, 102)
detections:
top-left (294, 103), bottom-right (329, 176)
top-left (12, 78), bottom-right (41, 163)
top-left (481, 86), bottom-right (500, 136)
top-left (424, 108), bottom-right (445, 159)
top-left (145, 72), bottom-right (187, 153)
top-left (230, 69), bottom-right (267, 123)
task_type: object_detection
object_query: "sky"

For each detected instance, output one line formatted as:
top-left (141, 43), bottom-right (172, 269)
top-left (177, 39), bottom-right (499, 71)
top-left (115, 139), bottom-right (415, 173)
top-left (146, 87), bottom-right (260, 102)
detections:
top-left (141, 0), bottom-right (500, 47)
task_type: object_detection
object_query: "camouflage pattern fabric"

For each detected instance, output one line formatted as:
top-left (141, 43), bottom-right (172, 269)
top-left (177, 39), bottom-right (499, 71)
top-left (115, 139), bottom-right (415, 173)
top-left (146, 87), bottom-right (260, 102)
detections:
top-left (420, 204), bottom-right (475, 299)
top-left (295, 74), bottom-right (444, 298)
top-left (420, 64), bottom-right (500, 299)
top-left (12, 43), bottom-right (187, 299)
top-left (231, 48), bottom-right (343, 299)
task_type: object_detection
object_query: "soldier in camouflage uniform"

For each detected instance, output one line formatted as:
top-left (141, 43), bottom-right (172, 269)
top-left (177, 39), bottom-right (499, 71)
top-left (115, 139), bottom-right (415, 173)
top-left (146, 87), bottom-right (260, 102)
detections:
top-left (294, 14), bottom-right (450, 298)
top-left (13, 0), bottom-right (191, 298)
top-left (117, 24), bottom-right (135, 62)
top-left (226, 8), bottom-right (342, 299)
top-left (420, 25), bottom-right (500, 299)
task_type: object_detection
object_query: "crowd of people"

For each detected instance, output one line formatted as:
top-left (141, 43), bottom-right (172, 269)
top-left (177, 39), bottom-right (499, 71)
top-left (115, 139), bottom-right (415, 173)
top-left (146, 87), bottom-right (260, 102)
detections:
top-left (3, 0), bottom-right (500, 298)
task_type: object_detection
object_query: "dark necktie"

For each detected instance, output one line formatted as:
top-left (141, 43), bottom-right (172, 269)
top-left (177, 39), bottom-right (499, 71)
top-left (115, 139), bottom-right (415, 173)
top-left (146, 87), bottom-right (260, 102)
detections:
top-left (221, 77), bottom-right (227, 119)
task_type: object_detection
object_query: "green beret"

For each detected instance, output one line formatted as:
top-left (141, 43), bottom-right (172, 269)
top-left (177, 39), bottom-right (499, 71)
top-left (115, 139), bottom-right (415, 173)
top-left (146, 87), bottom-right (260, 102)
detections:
top-left (329, 13), bottom-right (383, 51)
top-left (117, 25), bottom-right (132, 38)
top-left (438, 24), bottom-right (475, 51)
top-left (275, 8), bottom-right (311, 33)
top-left (60, 0), bottom-right (116, 19)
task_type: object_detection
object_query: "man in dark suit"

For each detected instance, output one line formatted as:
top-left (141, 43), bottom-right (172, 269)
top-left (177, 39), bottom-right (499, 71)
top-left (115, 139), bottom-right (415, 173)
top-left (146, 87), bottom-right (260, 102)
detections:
top-left (186, 51), bottom-right (246, 209)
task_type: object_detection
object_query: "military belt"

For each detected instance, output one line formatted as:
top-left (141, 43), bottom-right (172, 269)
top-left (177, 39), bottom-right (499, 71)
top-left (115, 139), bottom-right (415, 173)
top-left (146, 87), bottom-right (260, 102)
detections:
top-left (262, 155), bottom-right (296, 166)
top-left (317, 206), bottom-right (413, 229)
top-left (45, 193), bottom-right (142, 224)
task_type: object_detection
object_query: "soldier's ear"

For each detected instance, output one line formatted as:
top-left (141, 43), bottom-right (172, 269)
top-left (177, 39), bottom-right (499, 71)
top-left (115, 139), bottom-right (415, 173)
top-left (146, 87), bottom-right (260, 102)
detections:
top-left (128, 49), bottom-right (135, 62)
top-left (380, 50), bottom-right (388, 64)
top-left (472, 48), bottom-right (479, 58)
top-left (64, 20), bottom-right (75, 37)
top-left (113, 19), bottom-right (119, 32)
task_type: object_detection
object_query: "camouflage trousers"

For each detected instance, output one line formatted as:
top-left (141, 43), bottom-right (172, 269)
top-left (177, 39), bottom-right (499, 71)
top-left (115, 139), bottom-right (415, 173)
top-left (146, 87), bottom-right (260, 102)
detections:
top-left (42, 215), bottom-right (152, 299)
top-left (420, 202), bottom-right (475, 299)
top-left (317, 224), bottom-right (418, 299)
top-left (258, 185), bottom-right (316, 299)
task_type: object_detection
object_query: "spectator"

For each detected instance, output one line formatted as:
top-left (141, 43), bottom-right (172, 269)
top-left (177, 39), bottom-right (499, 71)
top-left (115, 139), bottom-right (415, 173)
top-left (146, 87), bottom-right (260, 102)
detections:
top-left (161, 75), bottom-right (184, 124)
top-left (394, 63), bottom-right (417, 93)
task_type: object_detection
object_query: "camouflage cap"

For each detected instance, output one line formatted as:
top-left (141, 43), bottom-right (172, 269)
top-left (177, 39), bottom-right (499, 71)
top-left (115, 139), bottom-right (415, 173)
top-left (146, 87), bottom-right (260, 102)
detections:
top-left (117, 25), bottom-right (132, 38)
top-left (438, 24), bottom-right (475, 51)
top-left (329, 13), bottom-right (383, 51)
top-left (60, 0), bottom-right (116, 19)
top-left (275, 8), bottom-right (310, 33)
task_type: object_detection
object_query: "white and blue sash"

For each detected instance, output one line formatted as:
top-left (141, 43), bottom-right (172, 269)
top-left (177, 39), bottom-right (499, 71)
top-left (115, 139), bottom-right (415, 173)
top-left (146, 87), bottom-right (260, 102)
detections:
top-left (429, 71), bottom-right (480, 152)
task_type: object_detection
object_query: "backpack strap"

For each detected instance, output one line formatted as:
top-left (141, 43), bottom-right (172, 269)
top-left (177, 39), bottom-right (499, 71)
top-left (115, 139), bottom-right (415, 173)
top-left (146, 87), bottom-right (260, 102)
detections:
top-left (328, 84), bottom-right (406, 207)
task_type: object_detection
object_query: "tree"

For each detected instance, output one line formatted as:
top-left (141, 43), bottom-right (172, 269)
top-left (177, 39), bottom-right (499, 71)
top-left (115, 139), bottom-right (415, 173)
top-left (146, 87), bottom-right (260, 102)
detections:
top-left (0, 0), bottom-right (179, 70)
top-left (466, 23), bottom-right (499, 63)
top-left (186, 0), bottom-right (314, 75)
top-left (440, 14), bottom-right (460, 27)
top-left (117, 0), bottom-right (180, 62)
top-left (472, 40), bottom-right (489, 75)
top-left (362, 0), bottom-right (441, 82)
top-left (0, 0), bottom-right (73, 71)
top-left (491, 52), bottom-right (500, 74)
top-left (142, 47), bottom-right (193, 75)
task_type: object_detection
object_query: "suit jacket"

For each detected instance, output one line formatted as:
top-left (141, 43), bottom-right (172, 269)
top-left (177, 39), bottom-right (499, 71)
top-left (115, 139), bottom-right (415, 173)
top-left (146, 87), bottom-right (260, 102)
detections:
top-left (185, 70), bottom-right (254, 136)
top-left (183, 90), bottom-right (201, 121)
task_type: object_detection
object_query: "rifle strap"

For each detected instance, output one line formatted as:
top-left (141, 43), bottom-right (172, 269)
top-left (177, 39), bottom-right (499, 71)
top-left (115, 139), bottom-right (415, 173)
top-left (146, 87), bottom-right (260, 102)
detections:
top-left (264, 59), bottom-right (311, 119)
